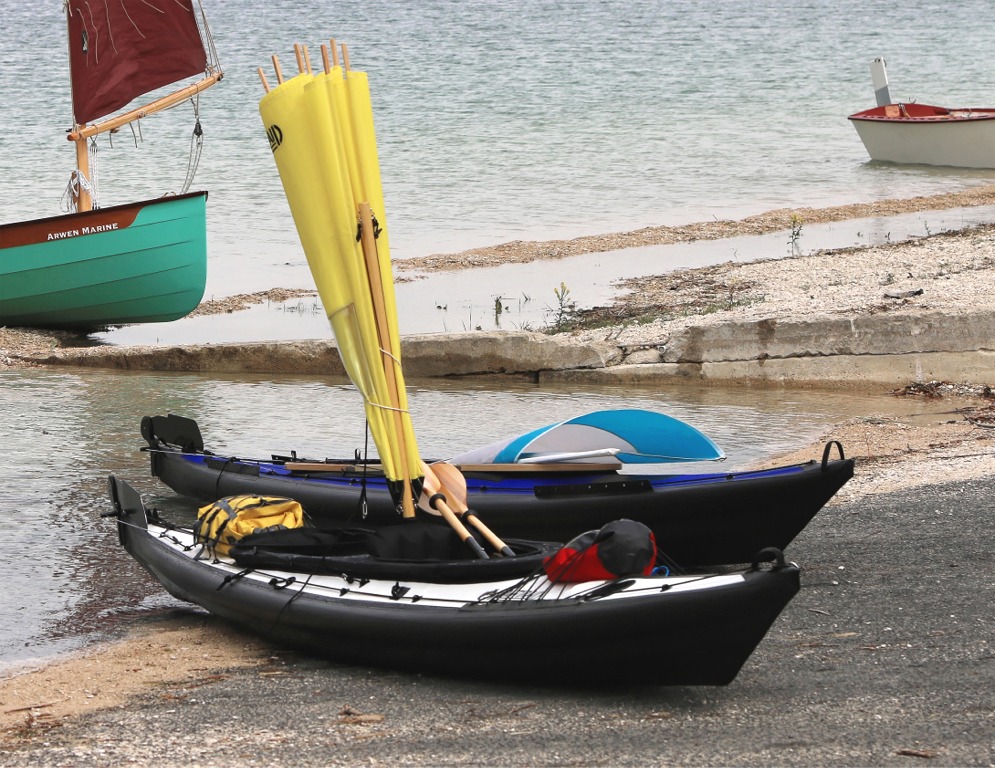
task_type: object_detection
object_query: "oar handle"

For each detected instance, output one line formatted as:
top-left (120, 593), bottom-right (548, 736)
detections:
top-left (465, 513), bottom-right (515, 557)
top-left (431, 495), bottom-right (488, 560)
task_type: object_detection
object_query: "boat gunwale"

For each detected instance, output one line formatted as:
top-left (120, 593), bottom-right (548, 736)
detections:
top-left (134, 519), bottom-right (766, 607)
top-left (847, 103), bottom-right (995, 125)
top-left (0, 190), bottom-right (208, 233)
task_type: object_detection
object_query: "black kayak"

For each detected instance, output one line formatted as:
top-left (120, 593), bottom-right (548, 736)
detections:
top-left (108, 475), bottom-right (801, 686)
top-left (142, 414), bottom-right (854, 565)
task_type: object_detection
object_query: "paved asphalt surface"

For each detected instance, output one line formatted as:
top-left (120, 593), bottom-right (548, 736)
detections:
top-left (4, 475), bottom-right (993, 766)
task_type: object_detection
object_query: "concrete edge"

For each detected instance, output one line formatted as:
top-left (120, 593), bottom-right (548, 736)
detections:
top-left (27, 312), bottom-right (995, 391)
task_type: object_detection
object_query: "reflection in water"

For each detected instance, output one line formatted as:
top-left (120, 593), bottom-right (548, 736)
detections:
top-left (0, 367), bottom-right (935, 672)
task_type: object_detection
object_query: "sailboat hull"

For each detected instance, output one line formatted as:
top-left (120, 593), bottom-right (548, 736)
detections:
top-left (0, 192), bottom-right (208, 329)
top-left (848, 103), bottom-right (995, 168)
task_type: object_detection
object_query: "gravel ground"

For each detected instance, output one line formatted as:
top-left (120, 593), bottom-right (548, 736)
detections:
top-left (396, 185), bottom-right (995, 272)
top-left (1, 474), bottom-right (992, 767)
top-left (561, 222), bottom-right (995, 345)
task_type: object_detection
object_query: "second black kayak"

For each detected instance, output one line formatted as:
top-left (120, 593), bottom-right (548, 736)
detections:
top-left (142, 414), bottom-right (854, 565)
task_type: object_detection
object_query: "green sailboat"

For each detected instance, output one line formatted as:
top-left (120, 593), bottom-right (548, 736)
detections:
top-left (0, 1), bottom-right (223, 330)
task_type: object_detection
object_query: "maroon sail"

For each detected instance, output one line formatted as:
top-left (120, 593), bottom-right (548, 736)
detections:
top-left (66, 0), bottom-right (208, 126)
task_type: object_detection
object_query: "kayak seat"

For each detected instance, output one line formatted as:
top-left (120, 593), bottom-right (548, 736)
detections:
top-left (228, 521), bottom-right (556, 583)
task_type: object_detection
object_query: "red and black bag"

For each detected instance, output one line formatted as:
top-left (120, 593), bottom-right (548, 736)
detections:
top-left (543, 519), bottom-right (657, 583)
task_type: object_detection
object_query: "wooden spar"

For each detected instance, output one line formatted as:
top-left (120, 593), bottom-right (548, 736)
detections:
top-left (330, 39), bottom-right (339, 68)
top-left (67, 72), bottom-right (222, 142)
top-left (73, 135), bottom-right (92, 212)
top-left (320, 44), bottom-right (331, 75)
top-left (285, 462), bottom-right (383, 473)
top-left (294, 43), bottom-right (305, 74)
top-left (257, 67), bottom-right (271, 93)
top-left (341, 43), bottom-right (351, 71)
top-left (303, 45), bottom-right (313, 74)
top-left (357, 201), bottom-right (416, 519)
top-left (272, 54), bottom-right (284, 84)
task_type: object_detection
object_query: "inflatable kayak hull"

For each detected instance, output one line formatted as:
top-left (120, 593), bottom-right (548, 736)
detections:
top-left (110, 476), bottom-right (801, 685)
top-left (143, 415), bottom-right (853, 565)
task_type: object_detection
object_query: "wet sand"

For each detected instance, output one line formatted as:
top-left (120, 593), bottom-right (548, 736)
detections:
top-left (1, 384), bottom-right (992, 761)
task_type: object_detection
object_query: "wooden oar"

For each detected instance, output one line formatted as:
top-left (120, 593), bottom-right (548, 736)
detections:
top-left (430, 462), bottom-right (515, 557)
top-left (418, 462), bottom-right (488, 559)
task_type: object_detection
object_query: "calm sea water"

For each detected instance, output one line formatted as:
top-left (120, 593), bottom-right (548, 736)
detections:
top-left (2, 0), bottom-right (994, 303)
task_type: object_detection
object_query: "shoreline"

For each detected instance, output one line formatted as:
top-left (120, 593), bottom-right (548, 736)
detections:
top-left (2, 384), bottom-right (992, 740)
top-left (3, 186), bottom-right (995, 366)
top-left (396, 184), bottom-right (995, 272)
top-left (5, 218), bottom-right (993, 392)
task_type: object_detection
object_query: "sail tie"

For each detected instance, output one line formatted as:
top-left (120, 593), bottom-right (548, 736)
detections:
top-left (363, 399), bottom-right (409, 415)
top-left (362, 346), bottom-right (408, 415)
top-left (62, 165), bottom-right (96, 213)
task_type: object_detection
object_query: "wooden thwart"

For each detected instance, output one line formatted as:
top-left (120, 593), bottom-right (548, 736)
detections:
top-left (285, 460), bottom-right (622, 474)
top-left (285, 462), bottom-right (383, 473)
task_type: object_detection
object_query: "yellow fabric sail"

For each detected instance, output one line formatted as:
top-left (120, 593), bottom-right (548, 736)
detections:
top-left (258, 62), bottom-right (421, 515)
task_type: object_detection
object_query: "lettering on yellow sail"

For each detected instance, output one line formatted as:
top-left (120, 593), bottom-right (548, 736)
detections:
top-left (46, 222), bottom-right (119, 240)
top-left (266, 124), bottom-right (283, 152)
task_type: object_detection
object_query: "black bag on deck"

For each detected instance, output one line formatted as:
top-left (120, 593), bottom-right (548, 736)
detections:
top-left (229, 521), bottom-right (554, 584)
top-left (543, 519), bottom-right (657, 583)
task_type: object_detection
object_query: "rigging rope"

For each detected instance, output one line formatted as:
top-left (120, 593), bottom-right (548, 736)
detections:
top-left (180, 95), bottom-right (204, 194)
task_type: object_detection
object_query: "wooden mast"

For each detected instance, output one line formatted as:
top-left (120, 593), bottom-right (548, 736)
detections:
top-left (357, 202), bottom-right (417, 518)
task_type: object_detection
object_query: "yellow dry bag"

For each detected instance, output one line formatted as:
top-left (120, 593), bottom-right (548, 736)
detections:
top-left (195, 495), bottom-right (304, 557)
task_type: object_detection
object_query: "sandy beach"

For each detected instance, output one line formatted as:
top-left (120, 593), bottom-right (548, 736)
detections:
top-left (1, 190), bottom-right (993, 764)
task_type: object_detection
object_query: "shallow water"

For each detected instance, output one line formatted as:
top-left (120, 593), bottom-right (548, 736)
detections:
top-left (93, 203), bottom-right (995, 346)
top-left (0, 367), bottom-right (946, 673)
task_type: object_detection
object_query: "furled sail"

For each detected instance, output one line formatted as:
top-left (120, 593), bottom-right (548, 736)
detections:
top-left (66, 0), bottom-right (209, 126)
top-left (258, 46), bottom-right (422, 516)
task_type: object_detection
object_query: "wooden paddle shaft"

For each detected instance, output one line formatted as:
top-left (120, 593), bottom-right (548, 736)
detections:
top-left (433, 496), bottom-right (488, 560)
top-left (463, 514), bottom-right (515, 558)
top-left (430, 461), bottom-right (513, 556)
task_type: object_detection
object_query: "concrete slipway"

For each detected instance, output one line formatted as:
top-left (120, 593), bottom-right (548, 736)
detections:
top-left (37, 308), bottom-right (995, 392)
